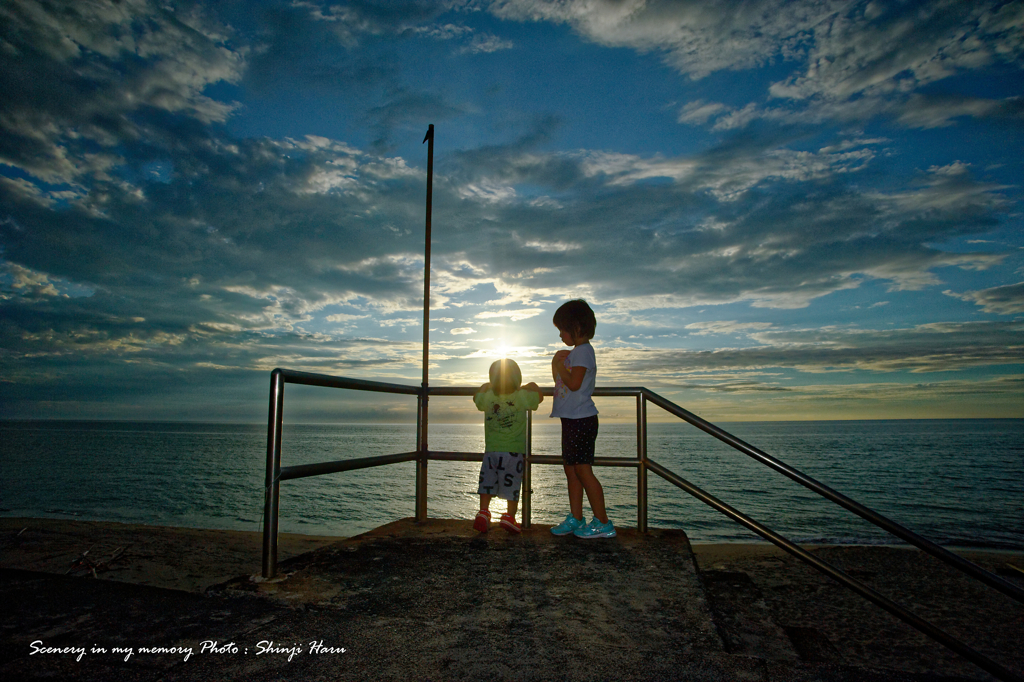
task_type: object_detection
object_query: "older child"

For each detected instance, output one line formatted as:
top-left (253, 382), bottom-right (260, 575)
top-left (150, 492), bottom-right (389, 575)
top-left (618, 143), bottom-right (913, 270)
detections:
top-left (473, 358), bottom-right (543, 534)
top-left (549, 299), bottom-right (615, 538)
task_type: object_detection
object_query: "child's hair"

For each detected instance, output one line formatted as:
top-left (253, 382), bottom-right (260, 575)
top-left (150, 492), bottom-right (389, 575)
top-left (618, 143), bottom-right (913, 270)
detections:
top-left (489, 358), bottom-right (522, 395)
top-left (552, 299), bottom-right (596, 340)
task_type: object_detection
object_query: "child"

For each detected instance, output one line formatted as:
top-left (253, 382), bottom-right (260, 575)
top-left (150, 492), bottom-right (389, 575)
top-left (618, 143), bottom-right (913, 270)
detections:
top-left (473, 358), bottom-right (544, 534)
top-left (549, 299), bottom-right (615, 538)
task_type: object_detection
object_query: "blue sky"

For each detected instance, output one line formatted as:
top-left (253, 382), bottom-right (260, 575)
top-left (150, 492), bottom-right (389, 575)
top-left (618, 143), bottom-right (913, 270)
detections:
top-left (1, 0), bottom-right (1022, 423)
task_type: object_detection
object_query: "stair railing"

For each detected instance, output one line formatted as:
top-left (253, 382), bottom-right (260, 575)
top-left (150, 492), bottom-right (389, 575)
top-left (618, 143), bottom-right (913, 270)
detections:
top-left (262, 368), bottom-right (1023, 682)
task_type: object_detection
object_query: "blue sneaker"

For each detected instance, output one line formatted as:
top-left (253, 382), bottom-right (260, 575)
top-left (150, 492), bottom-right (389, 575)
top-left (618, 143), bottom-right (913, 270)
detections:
top-left (574, 518), bottom-right (616, 539)
top-left (551, 514), bottom-right (585, 536)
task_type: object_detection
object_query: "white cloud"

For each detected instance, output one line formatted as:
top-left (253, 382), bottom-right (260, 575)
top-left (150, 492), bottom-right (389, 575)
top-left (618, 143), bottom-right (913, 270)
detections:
top-left (944, 282), bottom-right (1024, 315)
top-left (3, 262), bottom-right (61, 297)
top-left (577, 150), bottom-right (695, 185)
top-left (458, 181), bottom-right (518, 203)
top-left (0, 0), bottom-right (246, 184)
top-left (519, 1), bottom-right (1020, 130)
top-left (769, 1), bottom-right (1024, 104)
top-left (2, 0), bottom-right (1020, 422)
top-left (489, 0), bottom-right (849, 79)
top-left (379, 318), bottom-right (421, 327)
top-left (325, 313), bottom-right (369, 323)
top-left (475, 308), bottom-right (545, 322)
top-left (685, 320), bottom-right (774, 336)
top-left (458, 33), bottom-right (515, 54)
top-left (677, 100), bottom-right (730, 125)
top-left (598, 321), bottom-right (1024, 379)
top-left (521, 238), bottom-right (582, 252)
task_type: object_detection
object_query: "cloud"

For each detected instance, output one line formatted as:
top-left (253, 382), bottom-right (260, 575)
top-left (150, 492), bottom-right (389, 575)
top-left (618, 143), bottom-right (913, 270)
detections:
top-left (685, 321), bottom-right (773, 336)
top-left (599, 321), bottom-right (1024, 379)
top-left (768, 1), bottom-right (1024, 103)
top-left (326, 312), bottom-right (370, 323)
top-left (521, 0), bottom-right (1024, 130)
top-left (489, 0), bottom-right (849, 79)
top-left (488, 0), bottom-right (1021, 99)
top-left (520, 237), bottom-right (582, 252)
top-left (366, 89), bottom-right (471, 151)
top-left (294, 0), bottom-right (456, 44)
top-left (678, 100), bottom-right (730, 125)
top-left (2, 262), bottom-right (62, 298)
top-left (379, 317), bottom-right (421, 327)
top-left (944, 282), bottom-right (1024, 315)
top-left (437, 137), bottom-right (1010, 311)
top-left (458, 33), bottom-right (516, 54)
top-left (0, 0), bottom-right (246, 185)
top-left (475, 308), bottom-right (545, 322)
top-left (1, 0), bottom-right (1020, 421)
top-left (662, 375), bottom-right (1023, 421)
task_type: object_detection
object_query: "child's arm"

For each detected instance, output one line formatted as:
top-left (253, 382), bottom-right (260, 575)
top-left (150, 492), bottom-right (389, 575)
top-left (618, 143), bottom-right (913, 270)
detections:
top-left (475, 382), bottom-right (490, 396)
top-left (551, 355), bottom-right (587, 392)
top-left (552, 350), bottom-right (569, 382)
top-left (554, 365), bottom-right (587, 392)
top-left (523, 381), bottom-right (544, 404)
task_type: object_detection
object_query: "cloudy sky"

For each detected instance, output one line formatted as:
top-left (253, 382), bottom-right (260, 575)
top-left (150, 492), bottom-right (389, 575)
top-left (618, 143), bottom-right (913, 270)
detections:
top-left (1, 0), bottom-right (1022, 424)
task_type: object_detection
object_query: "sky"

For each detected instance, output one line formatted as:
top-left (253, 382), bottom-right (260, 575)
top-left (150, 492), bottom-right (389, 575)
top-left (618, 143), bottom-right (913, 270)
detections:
top-left (0, 0), bottom-right (1022, 425)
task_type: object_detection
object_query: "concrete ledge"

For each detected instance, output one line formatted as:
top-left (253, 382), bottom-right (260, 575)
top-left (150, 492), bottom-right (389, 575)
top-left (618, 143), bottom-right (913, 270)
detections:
top-left (1, 517), bottom-right (1021, 681)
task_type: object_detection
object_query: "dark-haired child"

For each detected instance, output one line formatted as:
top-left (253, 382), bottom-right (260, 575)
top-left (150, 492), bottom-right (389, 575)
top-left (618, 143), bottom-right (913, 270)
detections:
top-left (549, 299), bottom-right (615, 538)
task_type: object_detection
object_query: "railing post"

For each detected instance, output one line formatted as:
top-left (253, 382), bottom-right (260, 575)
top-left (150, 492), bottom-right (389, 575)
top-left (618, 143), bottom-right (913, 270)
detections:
top-left (637, 393), bottom-right (648, 533)
top-left (524, 410), bottom-right (533, 529)
top-left (415, 389), bottom-right (428, 522)
top-left (262, 369), bottom-right (285, 579)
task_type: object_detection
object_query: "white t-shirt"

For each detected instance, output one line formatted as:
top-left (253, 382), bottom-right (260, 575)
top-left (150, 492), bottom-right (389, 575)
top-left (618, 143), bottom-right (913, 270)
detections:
top-left (550, 343), bottom-right (598, 419)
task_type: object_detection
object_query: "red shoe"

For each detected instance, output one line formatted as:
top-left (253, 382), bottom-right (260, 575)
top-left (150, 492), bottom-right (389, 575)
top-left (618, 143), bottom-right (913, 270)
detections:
top-left (500, 513), bottom-right (521, 534)
top-left (473, 510), bottom-right (491, 533)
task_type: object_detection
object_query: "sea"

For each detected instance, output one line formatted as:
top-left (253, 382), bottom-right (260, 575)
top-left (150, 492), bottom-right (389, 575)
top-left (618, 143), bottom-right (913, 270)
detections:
top-left (1, 419), bottom-right (1021, 549)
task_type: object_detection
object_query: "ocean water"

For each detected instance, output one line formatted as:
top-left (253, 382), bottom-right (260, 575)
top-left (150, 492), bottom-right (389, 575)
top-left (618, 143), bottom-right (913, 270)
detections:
top-left (1, 419), bottom-right (1021, 549)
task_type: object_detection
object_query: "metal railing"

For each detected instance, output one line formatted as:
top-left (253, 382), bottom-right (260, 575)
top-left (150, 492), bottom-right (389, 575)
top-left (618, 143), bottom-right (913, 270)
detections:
top-left (262, 368), bottom-right (1023, 682)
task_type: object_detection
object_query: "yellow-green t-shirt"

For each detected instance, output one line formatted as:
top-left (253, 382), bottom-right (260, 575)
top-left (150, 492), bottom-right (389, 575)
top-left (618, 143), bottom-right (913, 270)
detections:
top-left (474, 388), bottom-right (541, 453)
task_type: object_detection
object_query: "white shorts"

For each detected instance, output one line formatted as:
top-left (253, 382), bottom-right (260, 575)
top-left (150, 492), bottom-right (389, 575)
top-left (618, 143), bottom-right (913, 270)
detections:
top-left (477, 451), bottom-right (525, 502)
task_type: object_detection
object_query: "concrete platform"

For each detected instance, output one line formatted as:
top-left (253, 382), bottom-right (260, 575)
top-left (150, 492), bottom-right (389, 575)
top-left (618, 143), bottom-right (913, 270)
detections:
top-left (1, 518), bottom-right (1021, 681)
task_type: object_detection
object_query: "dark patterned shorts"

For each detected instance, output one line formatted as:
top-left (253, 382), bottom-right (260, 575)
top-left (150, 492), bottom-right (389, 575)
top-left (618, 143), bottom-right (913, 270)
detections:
top-left (478, 451), bottom-right (525, 502)
top-left (560, 415), bottom-right (599, 466)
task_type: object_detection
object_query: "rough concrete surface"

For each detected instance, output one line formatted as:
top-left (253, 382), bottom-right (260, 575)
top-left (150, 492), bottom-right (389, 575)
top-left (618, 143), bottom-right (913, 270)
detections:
top-left (1, 517), bottom-right (1021, 681)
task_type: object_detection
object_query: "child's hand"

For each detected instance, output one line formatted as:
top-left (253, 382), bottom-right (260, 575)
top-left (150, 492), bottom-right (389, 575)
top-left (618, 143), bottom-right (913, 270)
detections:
top-left (476, 382), bottom-right (491, 395)
top-left (553, 350), bottom-right (570, 364)
top-left (524, 381), bottom-right (544, 403)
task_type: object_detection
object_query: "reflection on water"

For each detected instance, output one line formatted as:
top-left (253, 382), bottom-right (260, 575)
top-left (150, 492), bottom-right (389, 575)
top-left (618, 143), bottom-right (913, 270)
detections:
top-left (1, 419), bottom-right (1021, 548)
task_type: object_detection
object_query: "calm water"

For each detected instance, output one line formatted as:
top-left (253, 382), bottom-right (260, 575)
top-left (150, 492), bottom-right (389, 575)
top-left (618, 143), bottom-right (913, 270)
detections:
top-left (1, 419), bottom-right (1021, 548)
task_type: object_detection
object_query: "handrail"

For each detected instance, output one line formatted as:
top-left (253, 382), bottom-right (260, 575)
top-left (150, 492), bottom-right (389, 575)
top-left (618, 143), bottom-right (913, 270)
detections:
top-left (647, 459), bottom-right (1023, 682)
top-left (271, 368), bottom-right (421, 395)
top-left (280, 451), bottom-right (419, 481)
top-left (261, 368), bottom-right (1023, 682)
top-left (640, 388), bottom-right (1024, 605)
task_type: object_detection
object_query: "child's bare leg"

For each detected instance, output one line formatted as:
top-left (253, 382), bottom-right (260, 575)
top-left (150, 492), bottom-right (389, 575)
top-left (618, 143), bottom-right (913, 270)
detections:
top-left (505, 498), bottom-right (519, 518)
top-left (563, 464), bottom-right (585, 521)
top-left (479, 494), bottom-right (492, 512)
top-left (574, 464), bottom-right (608, 524)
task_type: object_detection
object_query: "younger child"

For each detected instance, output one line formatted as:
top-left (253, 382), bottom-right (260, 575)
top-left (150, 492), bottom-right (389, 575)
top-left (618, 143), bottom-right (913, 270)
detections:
top-left (549, 299), bottom-right (615, 538)
top-left (473, 358), bottom-right (544, 534)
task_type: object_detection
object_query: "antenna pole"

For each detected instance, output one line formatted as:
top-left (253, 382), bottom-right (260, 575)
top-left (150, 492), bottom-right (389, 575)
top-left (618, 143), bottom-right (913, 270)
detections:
top-left (416, 124), bottom-right (433, 522)
top-left (422, 124), bottom-right (433, 392)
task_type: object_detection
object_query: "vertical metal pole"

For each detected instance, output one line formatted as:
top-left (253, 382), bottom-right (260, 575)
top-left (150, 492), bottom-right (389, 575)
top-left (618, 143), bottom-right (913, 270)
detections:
top-left (262, 369), bottom-right (285, 579)
top-left (415, 391), bottom-right (423, 519)
top-left (524, 410), bottom-right (533, 529)
top-left (637, 393), bottom-right (648, 533)
top-left (416, 388), bottom-right (428, 521)
top-left (416, 124), bottom-right (434, 523)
